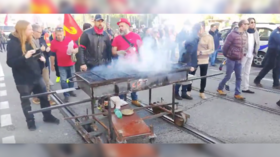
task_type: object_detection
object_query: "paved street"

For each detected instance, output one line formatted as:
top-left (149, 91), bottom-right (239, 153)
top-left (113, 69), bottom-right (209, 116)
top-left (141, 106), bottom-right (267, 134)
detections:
top-left (1, 51), bottom-right (280, 143)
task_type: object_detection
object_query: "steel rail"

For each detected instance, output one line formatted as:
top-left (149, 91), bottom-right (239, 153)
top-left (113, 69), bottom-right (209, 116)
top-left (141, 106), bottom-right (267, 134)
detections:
top-left (126, 97), bottom-right (225, 144)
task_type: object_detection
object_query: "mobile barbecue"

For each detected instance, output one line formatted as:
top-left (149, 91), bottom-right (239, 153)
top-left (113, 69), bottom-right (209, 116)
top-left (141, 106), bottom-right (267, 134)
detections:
top-left (23, 63), bottom-right (223, 143)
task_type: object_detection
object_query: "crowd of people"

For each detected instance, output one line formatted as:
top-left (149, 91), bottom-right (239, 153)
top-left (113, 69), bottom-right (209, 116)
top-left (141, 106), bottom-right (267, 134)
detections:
top-left (4, 15), bottom-right (280, 131)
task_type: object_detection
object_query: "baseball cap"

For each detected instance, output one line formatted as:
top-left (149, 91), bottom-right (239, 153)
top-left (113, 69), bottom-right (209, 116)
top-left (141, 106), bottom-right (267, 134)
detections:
top-left (117, 18), bottom-right (131, 27)
top-left (94, 14), bottom-right (104, 21)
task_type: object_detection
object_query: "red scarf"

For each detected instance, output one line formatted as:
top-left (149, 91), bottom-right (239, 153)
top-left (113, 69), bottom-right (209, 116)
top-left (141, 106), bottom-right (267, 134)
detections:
top-left (94, 26), bottom-right (104, 35)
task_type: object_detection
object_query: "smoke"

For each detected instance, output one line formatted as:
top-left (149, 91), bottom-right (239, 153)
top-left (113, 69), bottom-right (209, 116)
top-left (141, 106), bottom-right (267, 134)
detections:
top-left (90, 36), bottom-right (178, 75)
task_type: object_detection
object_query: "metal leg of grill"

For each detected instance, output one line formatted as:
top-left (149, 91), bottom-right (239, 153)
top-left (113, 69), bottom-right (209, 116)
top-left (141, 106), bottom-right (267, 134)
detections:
top-left (149, 89), bottom-right (152, 105)
top-left (172, 84), bottom-right (175, 120)
top-left (107, 100), bottom-right (114, 142)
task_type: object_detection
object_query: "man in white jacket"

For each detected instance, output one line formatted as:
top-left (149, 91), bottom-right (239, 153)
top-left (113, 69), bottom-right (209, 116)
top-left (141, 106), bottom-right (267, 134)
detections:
top-left (242, 18), bottom-right (260, 94)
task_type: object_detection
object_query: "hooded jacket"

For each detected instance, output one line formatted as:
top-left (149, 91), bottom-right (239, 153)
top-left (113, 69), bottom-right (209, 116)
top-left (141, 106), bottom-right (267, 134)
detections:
top-left (179, 31), bottom-right (199, 68)
top-left (222, 28), bottom-right (248, 61)
top-left (6, 34), bottom-right (43, 85)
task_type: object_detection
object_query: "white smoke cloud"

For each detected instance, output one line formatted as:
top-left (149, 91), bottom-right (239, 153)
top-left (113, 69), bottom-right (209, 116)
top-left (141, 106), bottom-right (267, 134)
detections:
top-left (91, 36), bottom-right (179, 75)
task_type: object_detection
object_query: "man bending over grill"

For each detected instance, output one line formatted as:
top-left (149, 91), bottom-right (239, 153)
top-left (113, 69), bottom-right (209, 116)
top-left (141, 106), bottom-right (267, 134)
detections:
top-left (77, 14), bottom-right (112, 71)
top-left (50, 27), bottom-right (79, 103)
top-left (112, 18), bottom-right (142, 107)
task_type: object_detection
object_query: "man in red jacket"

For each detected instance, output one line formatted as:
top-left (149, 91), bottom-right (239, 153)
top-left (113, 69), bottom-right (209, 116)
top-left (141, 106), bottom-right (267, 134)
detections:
top-left (112, 18), bottom-right (142, 107)
top-left (217, 19), bottom-right (249, 100)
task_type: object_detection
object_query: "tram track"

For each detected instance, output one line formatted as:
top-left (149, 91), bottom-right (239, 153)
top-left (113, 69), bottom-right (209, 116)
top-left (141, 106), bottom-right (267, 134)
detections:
top-left (126, 97), bottom-right (225, 144)
top-left (207, 72), bottom-right (280, 95)
top-left (50, 87), bottom-right (225, 144)
top-left (192, 87), bottom-right (280, 117)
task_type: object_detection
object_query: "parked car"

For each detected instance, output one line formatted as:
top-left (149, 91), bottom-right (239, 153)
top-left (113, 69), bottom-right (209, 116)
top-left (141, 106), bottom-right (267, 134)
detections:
top-left (217, 23), bottom-right (278, 67)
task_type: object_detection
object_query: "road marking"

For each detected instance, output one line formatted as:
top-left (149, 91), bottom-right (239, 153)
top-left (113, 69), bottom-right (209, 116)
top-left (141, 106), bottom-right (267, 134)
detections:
top-left (0, 62), bottom-right (4, 77)
top-left (0, 83), bottom-right (6, 88)
top-left (1, 114), bottom-right (12, 127)
top-left (0, 101), bottom-right (9, 110)
top-left (263, 78), bottom-right (273, 82)
top-left (2, 136), bottom-right (16, 143)
top-left (0, 77), bottom-right (3, 82)
top-left (0, 90), bottom-right (7, 96)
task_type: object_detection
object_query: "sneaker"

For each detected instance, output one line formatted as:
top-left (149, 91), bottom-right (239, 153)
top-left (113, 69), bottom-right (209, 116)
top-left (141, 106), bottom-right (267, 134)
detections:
top-left (217, 90), bottom-right (227, 96)
top-left (32, 97), bottom-right (40, 105)
top-left (56, 77), bottom-right (60, 83)
top-left (273, 86), bottom-right (280, 90)
top-left (49, 100), bottom-right (56, 106)
top-left (234, 95), bottom-right (245, 100)
top-left (175, 94), bottom-right (183, 100)
top-left (254, 80), bottom-right (263, 87)
top-left (27, 120), bottom-right (36, 131)
top-left (225, 85), bottom-right (230, 91)
top-left (242, 90), bottom-right (255, 94)
top-left (131, 100), bottom-right (141, 107)
top-left (69, 92), bottom-right (77, 97)
top-left (43, 115), bottom-right (60, 124)
top-left (181, 94), bottom-right (193, 100)
top-left (64, 97), bottom-right (70, 103)
top-left (199, 93), bottom-right (207, 99)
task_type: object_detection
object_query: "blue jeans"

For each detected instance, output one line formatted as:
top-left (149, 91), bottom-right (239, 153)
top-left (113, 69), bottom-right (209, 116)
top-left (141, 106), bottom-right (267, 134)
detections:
top-left (119, 92), bottom-right (137, 101)
top-left (58, 66), bottom-right (75, 97)
top-left (175, 84), bottom-right (188, 95)
top-left (218, 59), bottom-right (242, 95)
top-left (210, 50), bottom-right (218, 65)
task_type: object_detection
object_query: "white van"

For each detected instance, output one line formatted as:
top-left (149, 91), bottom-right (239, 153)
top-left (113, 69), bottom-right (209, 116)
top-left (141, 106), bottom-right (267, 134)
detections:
top-left (217, 23), bottom-right (278, 67)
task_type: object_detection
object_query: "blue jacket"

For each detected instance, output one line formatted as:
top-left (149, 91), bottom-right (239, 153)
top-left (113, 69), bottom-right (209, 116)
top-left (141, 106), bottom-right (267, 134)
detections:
top-left (268, 27), bottom-right (280, 51)
top-left (179, 31), bottom-right (199, 68)
top-left (209, 30), bottom-right (220, 50)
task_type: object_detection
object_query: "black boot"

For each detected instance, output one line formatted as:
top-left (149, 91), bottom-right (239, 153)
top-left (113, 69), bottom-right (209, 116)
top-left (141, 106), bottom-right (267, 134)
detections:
top-left (181, 93), bottom-right (193, 100)
top-left (27, 120), bottom-right (36, 131)
top-left (43, 114), bottom-right (60, 124)
top-left (69, 91), bottom-right (77, 97)
top-left (175, 94), bottom-right (183, 100)
top-left (64, 97), bottom-right (70, 103)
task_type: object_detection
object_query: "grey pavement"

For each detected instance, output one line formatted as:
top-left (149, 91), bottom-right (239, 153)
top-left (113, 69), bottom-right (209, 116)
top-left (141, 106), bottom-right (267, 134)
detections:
top-left (1, 50), bottom-right (280, 143)
top-left (0, 52), bottom-right (83, 144)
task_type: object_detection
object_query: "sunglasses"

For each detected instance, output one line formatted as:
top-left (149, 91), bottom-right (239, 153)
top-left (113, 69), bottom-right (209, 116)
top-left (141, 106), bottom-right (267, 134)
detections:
top-left (56, 27), bottom-right (63, 31)
top-left (244, 23), bottom-right (249, 25)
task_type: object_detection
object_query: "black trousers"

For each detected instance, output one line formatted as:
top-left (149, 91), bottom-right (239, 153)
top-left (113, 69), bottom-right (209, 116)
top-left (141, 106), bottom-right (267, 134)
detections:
top-left (54, 57), bottom-right (60, 77)
top-left (16, 78), bottom-right (51, 122)
top-left (183, 64), bottom-right (209, 93)
top-left (254, 49), bottom-right (280, 87)
top-left (0, 43), bottom-right (5, 51)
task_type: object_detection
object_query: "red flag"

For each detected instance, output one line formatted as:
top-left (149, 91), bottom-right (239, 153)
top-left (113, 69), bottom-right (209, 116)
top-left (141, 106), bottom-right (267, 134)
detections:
top-left (4, 15), bottom-right (8, 26)
top-left (63, 14), bottom-right (83, 41)
top-left (31, 0), bottom-right (58, 13)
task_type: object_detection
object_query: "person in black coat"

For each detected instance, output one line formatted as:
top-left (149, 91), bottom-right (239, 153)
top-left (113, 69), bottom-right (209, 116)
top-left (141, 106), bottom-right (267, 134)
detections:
top-left (175, 23), bottom-right (201, 100)
top-left (75, 23), bottom-right (92, 73)
top-left (6, 20), bottom-right (59, 131)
